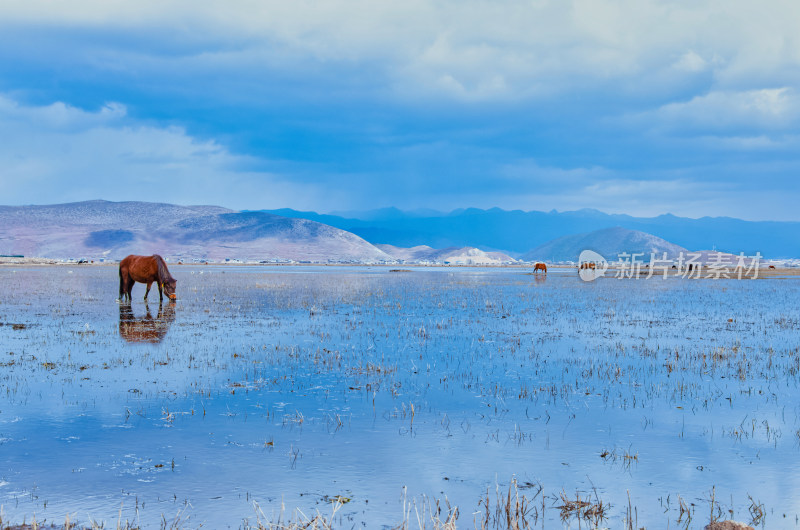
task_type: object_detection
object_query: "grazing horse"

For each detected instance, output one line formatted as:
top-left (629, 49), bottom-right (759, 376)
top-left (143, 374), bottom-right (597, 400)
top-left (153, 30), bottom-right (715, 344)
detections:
top-left (118, 301), bottom-right (175, 344)
top-left (533, 263), bottom-right (547, 274)
top-left (119, 254), bottom-right (177, 302)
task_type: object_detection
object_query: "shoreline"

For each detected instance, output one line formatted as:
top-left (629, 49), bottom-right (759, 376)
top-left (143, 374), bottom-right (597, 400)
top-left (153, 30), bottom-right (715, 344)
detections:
top-left (1, 258), bottom-right (797, 276)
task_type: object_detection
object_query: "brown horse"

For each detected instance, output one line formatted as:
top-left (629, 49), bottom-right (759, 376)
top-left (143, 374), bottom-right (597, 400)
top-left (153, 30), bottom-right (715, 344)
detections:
top-left (118, 301), bottom-right (175, 344)
top-left (533, 263), bottom-right (547, 274)
top-left (119, 254), bottom-right (177, 302)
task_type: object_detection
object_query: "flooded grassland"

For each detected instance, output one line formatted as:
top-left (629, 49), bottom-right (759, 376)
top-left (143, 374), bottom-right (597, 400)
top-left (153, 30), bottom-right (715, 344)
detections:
top-left (0, 265), bottom-right (798, 528)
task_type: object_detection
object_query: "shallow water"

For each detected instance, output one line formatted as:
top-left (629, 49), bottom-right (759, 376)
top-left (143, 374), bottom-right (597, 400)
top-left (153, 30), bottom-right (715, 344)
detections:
top-left (0, 265), bottom-right (798, 528)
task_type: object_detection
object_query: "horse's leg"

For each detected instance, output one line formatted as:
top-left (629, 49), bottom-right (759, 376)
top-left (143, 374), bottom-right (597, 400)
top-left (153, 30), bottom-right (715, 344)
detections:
top-left (144, 281), bottom-right (152, 301)
top-left (157, 282), bottom-right (163, 302)
top-left (121, 274), bottom-right (131, 302)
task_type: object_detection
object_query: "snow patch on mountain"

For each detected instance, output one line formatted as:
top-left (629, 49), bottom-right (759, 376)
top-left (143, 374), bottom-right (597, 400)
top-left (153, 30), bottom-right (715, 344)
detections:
top-left (377, 244), bottom-right (516, 264)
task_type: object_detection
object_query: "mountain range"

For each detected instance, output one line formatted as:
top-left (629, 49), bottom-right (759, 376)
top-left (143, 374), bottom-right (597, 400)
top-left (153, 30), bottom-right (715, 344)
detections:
top-left (1, 201), bottom-right (796, 262)
top-left (263, 207), bottom-right (800, 258)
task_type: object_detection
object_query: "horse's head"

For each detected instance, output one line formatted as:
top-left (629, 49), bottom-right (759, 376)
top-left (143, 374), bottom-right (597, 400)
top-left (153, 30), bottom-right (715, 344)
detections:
top-left (164, 279), bottom-right (177, 300)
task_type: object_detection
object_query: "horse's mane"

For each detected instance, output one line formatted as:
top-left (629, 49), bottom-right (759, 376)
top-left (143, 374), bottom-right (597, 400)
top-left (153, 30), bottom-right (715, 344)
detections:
top-left (155, 255), bottom-right (174, 283)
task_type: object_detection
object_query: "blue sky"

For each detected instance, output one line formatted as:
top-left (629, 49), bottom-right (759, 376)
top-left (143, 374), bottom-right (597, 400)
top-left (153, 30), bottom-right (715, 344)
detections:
top-left (1, 1), bottom-right (799, 220)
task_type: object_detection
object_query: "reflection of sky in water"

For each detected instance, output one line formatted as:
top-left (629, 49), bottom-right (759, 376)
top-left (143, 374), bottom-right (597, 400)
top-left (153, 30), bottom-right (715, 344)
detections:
top-left (0, 265), bottom-right (798, 527)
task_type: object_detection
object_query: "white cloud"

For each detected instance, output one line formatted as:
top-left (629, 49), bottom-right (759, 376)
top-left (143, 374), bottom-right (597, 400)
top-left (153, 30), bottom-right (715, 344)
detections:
top-left (673, 51), bottom-right (708, 73)
top-left (0, 96), bottom-right (126, 130)
top-left (638, 88), bottom-right (800, 133)
top-left (0, 95), bottom-right (328, 209)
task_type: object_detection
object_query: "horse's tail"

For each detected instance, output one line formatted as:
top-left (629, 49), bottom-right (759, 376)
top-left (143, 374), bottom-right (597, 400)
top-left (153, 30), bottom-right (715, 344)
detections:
top-left (119, 258), bottom-right (128, 298)
top-left (155, 255), bottom-right (173, 283)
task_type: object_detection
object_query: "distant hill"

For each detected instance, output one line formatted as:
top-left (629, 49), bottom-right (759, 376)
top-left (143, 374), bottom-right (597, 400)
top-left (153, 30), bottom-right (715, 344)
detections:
top-left (0, 201), bottom-right (391, 262)
top-left (522, 227), bottom-right (688, 262)
top-left (4, 201), bottom-right (795, 262)
top-left (377, 244), bottom-right (516, 264)
top-left (262, 207), bottom-right (800, 258)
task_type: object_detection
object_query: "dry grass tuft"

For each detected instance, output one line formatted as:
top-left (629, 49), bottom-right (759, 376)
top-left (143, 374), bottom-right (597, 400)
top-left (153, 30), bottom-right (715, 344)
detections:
top-left (246, 498), bottom-right (343, 530)
top-left (474, 477), bottom-right (542, 529)
top-left (394, 487), bottom-right (458, 530)
top-left (557, 489), bottom-right (608, 527)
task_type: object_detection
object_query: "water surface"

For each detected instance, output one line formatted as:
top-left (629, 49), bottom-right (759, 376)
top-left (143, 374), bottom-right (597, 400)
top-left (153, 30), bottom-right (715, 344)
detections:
top-left (0, 265), bottom-right (797, 528)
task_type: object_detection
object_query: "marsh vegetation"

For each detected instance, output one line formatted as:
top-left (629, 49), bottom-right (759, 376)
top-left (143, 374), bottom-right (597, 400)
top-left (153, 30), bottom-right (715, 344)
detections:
top-left (0, 265), bottom-right (796, 528)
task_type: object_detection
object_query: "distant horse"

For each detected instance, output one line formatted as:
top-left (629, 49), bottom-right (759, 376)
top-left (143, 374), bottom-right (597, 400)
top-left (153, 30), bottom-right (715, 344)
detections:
top-left (769, 265), bottom-right (776, 269)
top-left (533, 263), bottom-right (547, 274)
top-left (119, 254), bottom-right (177, 302)
top-left (118, 301), bottom-right (175, 344)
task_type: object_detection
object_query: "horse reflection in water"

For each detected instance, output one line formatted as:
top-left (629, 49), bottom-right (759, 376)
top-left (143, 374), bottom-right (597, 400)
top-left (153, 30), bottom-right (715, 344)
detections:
top-left (118, 302), bottom-right (176, 344)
